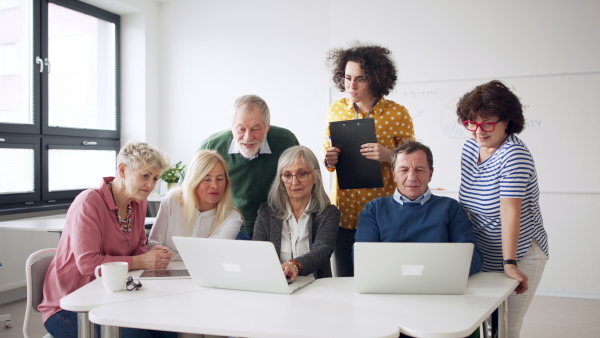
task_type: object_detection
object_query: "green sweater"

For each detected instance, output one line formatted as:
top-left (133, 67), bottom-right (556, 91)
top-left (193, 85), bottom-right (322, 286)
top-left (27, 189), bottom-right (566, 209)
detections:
top-left (186, 126), bottom-right (298, 235)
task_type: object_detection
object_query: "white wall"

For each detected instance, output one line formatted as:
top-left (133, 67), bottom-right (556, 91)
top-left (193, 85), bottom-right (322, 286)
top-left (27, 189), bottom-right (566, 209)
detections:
top-left (158, 0), bottom-right (331, 165)
top-left (88, 0), bottom-right (600, 298)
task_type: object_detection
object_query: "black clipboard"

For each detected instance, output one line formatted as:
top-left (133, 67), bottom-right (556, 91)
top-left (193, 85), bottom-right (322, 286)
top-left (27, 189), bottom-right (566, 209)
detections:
top-left (329, 118), bottom-right (384, 190)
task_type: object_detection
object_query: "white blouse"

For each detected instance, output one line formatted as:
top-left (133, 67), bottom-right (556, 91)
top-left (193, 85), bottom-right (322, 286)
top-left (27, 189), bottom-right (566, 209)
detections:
top-left (279, 202), bottom-right (311, 263)
top-left (148, 189), bottom-right (243, 260)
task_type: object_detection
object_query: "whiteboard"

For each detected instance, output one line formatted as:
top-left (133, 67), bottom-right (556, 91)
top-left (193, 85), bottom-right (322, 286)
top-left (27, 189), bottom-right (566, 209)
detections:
top-left (334, 73), bottom-right (600, 193)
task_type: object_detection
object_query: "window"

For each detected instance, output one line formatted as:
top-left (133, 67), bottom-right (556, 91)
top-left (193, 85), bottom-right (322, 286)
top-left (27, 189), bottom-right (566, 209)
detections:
top-left (0, 0), bottom-right (119, 215)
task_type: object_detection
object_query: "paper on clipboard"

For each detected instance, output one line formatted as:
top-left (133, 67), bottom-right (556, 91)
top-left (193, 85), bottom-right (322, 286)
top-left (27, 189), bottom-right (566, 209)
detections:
top-left (329, 118), bottom-right (384, 190)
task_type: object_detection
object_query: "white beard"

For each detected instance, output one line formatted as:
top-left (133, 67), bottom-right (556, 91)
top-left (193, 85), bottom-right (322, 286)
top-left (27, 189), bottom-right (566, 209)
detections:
top-left (238, 140), bottom-right (261, 159)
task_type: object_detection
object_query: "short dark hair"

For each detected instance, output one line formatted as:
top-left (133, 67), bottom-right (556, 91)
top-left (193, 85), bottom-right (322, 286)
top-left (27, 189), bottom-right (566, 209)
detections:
top-left (326, 42), bottom-right (397, 98)
top-left (391, 141), bottom-right (434, 171)
top-left (456, 80), bottom-right (525, 135)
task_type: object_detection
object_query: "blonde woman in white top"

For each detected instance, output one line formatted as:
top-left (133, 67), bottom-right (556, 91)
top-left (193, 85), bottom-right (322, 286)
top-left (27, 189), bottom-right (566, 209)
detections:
top-left (148, 150), bottom-right (243, 260)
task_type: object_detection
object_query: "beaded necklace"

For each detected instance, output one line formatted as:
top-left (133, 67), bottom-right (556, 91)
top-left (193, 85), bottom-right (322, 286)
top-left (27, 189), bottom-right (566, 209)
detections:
top-left (115, 204), bottom-right (132, 233)
top-left (109, 182), bottom-right (133, 233)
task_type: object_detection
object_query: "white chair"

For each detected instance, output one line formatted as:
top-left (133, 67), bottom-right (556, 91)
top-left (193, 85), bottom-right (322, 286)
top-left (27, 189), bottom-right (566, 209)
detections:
top-left (24, 248), bottom-right (56, 338)
top-left (0, 261), bottom-right (13, 329)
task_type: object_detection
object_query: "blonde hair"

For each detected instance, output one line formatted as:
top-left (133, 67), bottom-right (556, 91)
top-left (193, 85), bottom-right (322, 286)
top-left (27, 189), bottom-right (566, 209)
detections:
top-left (117, 141), bottom-right (171, 172)
top-left (114, 142), bottom-right (170, 190)
top-left (176, 150), bottom-right (238, 237)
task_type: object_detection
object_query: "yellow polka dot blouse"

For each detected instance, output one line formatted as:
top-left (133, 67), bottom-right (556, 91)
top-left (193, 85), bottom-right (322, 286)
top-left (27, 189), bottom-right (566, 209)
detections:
top-left (323, 97), bottom-right (415, 229)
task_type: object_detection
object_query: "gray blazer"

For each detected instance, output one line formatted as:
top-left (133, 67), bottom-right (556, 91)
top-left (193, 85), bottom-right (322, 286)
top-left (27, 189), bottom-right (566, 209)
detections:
top-left (253, 203), bottom-right (340, 278)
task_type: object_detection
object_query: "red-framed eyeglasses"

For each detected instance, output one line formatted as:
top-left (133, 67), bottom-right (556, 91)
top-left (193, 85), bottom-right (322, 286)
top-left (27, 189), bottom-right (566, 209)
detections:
top-left (462, 119), bottom-right (503, 132)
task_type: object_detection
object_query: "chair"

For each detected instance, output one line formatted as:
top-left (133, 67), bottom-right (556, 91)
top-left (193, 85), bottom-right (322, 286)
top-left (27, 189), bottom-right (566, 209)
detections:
top-left (23, 248), bottom-right (56, 338)
top-left (0, 261), bottom-right (13, 329)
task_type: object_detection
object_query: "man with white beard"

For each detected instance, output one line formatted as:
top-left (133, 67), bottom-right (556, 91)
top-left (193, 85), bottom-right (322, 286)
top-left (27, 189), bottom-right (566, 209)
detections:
top-left (182, 95), bottom-right (298, 239)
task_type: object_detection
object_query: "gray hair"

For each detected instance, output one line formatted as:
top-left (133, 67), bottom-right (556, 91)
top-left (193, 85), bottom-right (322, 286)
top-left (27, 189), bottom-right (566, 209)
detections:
top-left (267, 146), bottom-right (331, 219)
top-left (117, 141), bottom-right (170, 172)
top-left (231, 94), bottom-right (270, 127)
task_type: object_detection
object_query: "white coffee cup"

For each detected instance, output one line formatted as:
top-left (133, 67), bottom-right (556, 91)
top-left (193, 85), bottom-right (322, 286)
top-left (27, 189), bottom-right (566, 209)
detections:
top-left (94, 262), bottom-right (128, 292)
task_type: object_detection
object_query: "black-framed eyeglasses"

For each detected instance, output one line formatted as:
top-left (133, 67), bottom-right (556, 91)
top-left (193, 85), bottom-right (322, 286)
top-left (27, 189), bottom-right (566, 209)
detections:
top-left (462, 119), bottom-right (503, 132)
top-left (340, 76), bottom-right (368, 90)
top-left (126, 276), bottom-right (142, 291)
top-left (281, 170), bottom-right (312, 184)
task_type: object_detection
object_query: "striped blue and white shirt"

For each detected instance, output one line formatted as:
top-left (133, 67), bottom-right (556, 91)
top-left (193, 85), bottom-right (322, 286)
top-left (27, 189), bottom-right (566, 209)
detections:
top-left (459, 134), bottom-right (549, 272)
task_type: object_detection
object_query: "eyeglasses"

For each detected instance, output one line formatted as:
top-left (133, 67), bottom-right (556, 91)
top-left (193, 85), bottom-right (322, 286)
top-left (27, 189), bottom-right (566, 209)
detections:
top-left (463, 119), bottom-right (503, 132)
top-left (126, 276), bottom-right (142, 291)
top-left (281, 171), bottom-right (312, 184)
top-left (340, 76), bottom-right (368, 90)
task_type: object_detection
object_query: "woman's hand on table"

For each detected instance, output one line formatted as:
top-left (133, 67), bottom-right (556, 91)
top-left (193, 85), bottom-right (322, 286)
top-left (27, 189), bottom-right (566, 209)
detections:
top-left (133, 245), bottom-right (172, 270)
top-left (504, 264), bottom-right (529, 294)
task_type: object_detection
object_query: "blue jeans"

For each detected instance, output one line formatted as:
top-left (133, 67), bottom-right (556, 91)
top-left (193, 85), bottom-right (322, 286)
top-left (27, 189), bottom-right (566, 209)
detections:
top-left (236, 231), bottom-right (252, 240)
top-left (45, 309), bottom-right (179, 338)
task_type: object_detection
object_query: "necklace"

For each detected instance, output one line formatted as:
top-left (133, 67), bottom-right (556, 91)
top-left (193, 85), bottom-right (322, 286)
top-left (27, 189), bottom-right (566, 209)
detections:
top-left (115, 204), bottom-right (132, 233)
top-left (109, 182), bottom-right (133, 233)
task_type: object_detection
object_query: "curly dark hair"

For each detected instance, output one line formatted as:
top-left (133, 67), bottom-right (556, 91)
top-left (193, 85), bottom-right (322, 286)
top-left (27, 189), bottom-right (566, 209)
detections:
top-left (326, 42), bottom-right (397, 98)
top-left (456, 80), bottom-right (525, 135)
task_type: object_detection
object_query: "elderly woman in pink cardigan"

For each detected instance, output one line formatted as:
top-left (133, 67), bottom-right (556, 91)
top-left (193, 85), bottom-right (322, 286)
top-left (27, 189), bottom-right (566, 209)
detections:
top-left (39, 142), bottom-right (177, 338)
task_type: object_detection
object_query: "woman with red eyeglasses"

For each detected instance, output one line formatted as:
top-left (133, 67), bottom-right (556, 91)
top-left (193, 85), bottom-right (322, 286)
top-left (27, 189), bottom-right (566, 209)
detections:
top-left (456, 80), bottom-right (549, 338)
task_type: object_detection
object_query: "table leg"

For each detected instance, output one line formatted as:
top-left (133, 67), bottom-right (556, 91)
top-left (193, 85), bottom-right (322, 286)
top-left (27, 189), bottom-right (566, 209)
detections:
top-left (497, 298), bottom-right (508, 338)
top-left (481, 316), bottom-right (491, 338)
top-left (101, 325), bottom-right (121, 338)
top-left (77, 312), bottom-right (97, 338)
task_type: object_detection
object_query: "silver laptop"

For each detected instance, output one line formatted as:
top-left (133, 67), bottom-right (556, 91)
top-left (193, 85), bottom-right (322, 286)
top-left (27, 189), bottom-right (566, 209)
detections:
top-left (354, 242), bottom-right (474, 295)
top-left (173, 236), bottom-right (315, 294)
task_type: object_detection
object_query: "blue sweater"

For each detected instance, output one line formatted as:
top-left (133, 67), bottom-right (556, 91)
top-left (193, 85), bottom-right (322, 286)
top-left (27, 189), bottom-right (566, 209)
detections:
top-left (356, 194), bottom-right (483, 275)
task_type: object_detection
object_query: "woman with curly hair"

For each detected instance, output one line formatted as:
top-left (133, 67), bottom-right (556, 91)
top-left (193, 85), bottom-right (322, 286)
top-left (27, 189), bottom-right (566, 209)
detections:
top-left (456, 80), bottom-right (548, 337)
top-left (323, 43), bottom-right (415, 276)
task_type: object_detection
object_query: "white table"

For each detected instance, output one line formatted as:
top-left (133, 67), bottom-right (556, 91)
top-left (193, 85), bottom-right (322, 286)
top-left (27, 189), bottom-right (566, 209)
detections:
top-left (0, 217), bottom-right (66, 232)
top-left (89, 285), bottom-right (400, 338)
top-left (312, 273), bottom-right (518, 338)
top-left (81, 272), bottom-right (516, 338)
top-left (60, 261), bottom-right (194, 338)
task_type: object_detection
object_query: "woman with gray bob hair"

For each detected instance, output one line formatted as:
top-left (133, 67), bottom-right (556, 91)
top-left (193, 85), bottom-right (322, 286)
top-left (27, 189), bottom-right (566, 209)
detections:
top-left (253, 146), bottom-right (340, 281)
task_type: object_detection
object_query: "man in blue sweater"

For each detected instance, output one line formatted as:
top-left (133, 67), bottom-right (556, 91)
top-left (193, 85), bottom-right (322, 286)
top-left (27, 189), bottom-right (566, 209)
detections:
top-left (355, 141), bottom-right (482, 275)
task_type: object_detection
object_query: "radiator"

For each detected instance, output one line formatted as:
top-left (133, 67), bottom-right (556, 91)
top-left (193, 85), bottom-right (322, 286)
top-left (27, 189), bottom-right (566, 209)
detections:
top-left (0, 229), bottom-right (60, 293)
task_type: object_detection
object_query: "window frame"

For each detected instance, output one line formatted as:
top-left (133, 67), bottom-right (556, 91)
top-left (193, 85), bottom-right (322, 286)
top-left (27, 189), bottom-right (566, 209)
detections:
top-left (0, 135), bottom-right (40, 205)
top-left (41, 136), bottom-right (119, 201)
top-left (41, 0), bottom-right (121, 139)
top-left (0, 0), bottom-right (120, 215)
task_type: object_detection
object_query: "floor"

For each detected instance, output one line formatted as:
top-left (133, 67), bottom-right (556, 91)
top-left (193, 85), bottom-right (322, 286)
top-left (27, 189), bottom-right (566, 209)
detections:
top-left (1, 295), bottom-right (599, 337)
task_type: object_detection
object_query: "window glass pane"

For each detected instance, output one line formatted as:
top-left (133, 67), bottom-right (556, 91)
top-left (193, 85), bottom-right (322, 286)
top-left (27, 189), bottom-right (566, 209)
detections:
top-left (48, 149), bottom-right (116, 191)
top-left (0, 147), bottom-right (34, 194)
top-left (0, 0), bottom-right (34, 125)
top-left (47, 3), bottom-right (116, 131)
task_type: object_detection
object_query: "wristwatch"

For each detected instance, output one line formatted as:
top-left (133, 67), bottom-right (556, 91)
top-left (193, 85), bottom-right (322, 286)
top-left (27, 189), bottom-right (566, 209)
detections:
top-left (502, 259), bottom-right (518, 267)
